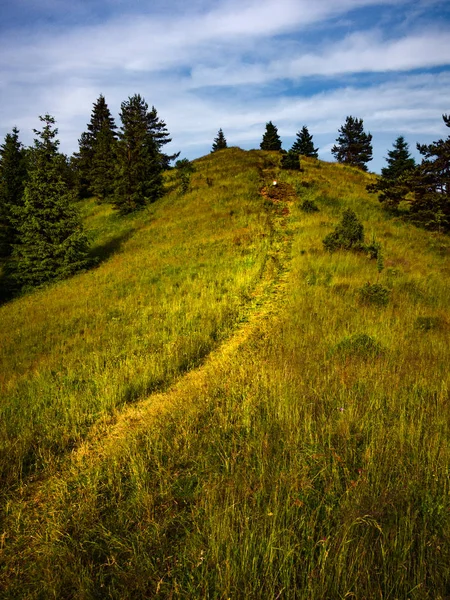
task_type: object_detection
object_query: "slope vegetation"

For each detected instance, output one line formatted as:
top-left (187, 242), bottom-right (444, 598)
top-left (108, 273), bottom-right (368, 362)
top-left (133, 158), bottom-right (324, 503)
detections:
top-left (1, 151), bottom-right (449, 599)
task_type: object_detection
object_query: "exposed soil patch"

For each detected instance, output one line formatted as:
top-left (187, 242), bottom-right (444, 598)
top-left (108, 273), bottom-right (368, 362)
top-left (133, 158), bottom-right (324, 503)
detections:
top-left (260, 181), bottom-right (297, 203)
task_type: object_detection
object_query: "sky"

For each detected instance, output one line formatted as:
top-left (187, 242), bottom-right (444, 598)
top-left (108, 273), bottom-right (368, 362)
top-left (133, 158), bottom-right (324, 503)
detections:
top-left (1, 0), bottom-right (449, 172)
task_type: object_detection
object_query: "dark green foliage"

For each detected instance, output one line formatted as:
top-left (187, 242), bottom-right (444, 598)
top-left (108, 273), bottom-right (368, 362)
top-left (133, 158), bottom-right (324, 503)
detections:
top-left (367, 173), bottom-right (411, 212)
top-left (300, 199), bottom-right (319, 213)
top-left (330, 333), bottom-right (384, 360)
top-left (0, 127), bottom-right (27, 257)
top-left (332, 116), bottom-right (373, 171)
top-left (382, 136), bottom-right (415, 180)
top-left (211, 129), bottom-right (228, 152)
top-left (359, 283), bottom-right (390, 307)
top-left (408, 114), bottom-right (450, 231)
top-left (114, 95), bottom-right (164, 213)
top-left (414, 316), bottom-right (445, 332)
top-left (73, 95), bottom-right (117, 200)
top-left (175, 158), bottom-right (195, 194)
top-left (291, 126), bottom-right (318, 157)
top-left (323, 209), bottom-right (365, 252)
top-left (72, 131), bottom-right (92, 198)
top-left (281, 150), bottom-right (300, 170)
top-left (260, 121), bottom-right (282, 151)
top-left (367, 137), bottom-right (415, 211)
top-left (147, 105), bottom-right (179, 168)
top-left (369, 116), bottom-right (450, 231)
top-left (6, 115), bottom-right (90, 292)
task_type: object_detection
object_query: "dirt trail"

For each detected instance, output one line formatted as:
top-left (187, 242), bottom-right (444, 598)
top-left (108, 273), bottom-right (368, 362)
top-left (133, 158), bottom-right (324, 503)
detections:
top-left (72, 175), bottom-right (297, 467)
top-left (11, 169), bottom-right (297, 480)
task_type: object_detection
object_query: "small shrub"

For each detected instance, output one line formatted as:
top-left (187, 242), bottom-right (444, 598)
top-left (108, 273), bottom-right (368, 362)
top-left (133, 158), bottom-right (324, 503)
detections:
top-left (281, 150), bottom-right (301, 170)
top-left (359, 282), bottom-right (390, 307)
top-left (323, 209), bottom-right (365, 252)
top-left (301, 199), bottom-right (319, 213)
top-left (365, 236), bottom-right (381, 260)
top-left (414, 316), bottom-right (445, 332)
top-left (175, 158), bottom-right (195, 194)
top-left (365, 235), bottom-right (384, 272)
top-left (330, 333), bottom-right (384, 360)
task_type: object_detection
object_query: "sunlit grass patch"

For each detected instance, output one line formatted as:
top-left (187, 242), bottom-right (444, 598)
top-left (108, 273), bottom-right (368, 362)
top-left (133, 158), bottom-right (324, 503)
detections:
top-left (1, 152), bottom-right (449, 599)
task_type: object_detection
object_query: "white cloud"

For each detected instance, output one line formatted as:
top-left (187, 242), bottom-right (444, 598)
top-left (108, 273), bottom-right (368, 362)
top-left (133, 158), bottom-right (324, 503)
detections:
top-left (0, 0), bottom-right (448, 174)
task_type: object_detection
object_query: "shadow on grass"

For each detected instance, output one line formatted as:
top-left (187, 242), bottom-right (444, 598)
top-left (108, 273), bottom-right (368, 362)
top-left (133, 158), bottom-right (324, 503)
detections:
top-left (0, 269), bottom-right (11, 306)
top-left (89, 229), bottom-right (135, 264)
top-left (0, 231), bottom-right (135, 308)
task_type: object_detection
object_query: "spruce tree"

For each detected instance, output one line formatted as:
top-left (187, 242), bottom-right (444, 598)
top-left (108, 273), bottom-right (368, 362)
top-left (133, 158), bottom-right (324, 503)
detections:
top-left (114, 94), bottom-right (164, 213)
top-left (72, 131), bottom-right (92, 198)
top-left (73, 94), bottom-right (117, 200)
top-left (291, 126), bottom-right (318, 157)
top-left (409, 114), bottom-right (450, 231)
top-left (281, 150), bottom-right (300, 170)
top-left (0, 127), bottom-right (27, 257)
top-left (7, 115), bottom-right (90, 292)
top-left (367, 136), bottom-right (415, 211)
top-left (147, 105), bottom-right (179, 168)
top-left (260, 122), bottom-right (282, 151)
top-left (211, 129), bottom-right (228, 152)
top-left (381, 136), bottom-right (415, 180)
top-left (332, 116), bottom-right (373, 171)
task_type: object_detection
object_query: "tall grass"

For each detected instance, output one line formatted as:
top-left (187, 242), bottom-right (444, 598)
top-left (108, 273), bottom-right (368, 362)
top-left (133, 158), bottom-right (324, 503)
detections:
top-left (1, 153), bottom-right (449, 598)
top-left (0, 148), bottom-right (277, 489)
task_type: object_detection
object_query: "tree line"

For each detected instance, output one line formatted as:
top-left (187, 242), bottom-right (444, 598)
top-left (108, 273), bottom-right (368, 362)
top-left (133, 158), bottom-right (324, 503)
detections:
top-left (1, 98), bottom-right (449, 299)
top-left (238, 115), bottom-right (448, 232)
top-left (0, 93), bottom-right (178, 297)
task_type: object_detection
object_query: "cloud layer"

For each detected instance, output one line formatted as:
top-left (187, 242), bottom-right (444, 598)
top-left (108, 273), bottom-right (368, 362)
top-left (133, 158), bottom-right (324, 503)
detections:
top-left (1, 0), bottom-right (449, 171)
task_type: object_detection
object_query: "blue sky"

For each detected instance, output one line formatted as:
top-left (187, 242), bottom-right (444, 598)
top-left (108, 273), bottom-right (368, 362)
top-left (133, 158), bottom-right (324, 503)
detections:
top-left (1, 0), bottom-right (449, 172)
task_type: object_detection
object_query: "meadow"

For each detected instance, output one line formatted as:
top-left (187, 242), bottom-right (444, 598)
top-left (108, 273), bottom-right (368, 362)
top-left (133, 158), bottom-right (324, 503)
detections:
top-left (0, 150), bottom-right (449, 598)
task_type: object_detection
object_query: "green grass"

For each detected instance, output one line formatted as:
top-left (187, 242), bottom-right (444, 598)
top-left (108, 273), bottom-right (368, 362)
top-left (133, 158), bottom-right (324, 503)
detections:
top-left (0, 152), bottom-right (449, 598)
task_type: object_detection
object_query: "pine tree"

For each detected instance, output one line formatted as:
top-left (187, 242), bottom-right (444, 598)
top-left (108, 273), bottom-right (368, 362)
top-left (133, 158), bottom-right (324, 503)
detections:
top-left (72, 131), bottom-right (92, 198)
top-left (147, 106), bottom-right (179, 168)
top-left (73, 94), bottom-right (117, 200)
top-left (291, 126), bottom-right (318, 157)
top-left (409, 114), bottom-right (450, 231)
top-left (367, 136), bottom-right (415, 211)
top-left (211, 129), bottom-right (228, 152)
top-left (281, 150), bottom-right (300, 170)
top-left (332, 116), bottom-right (373, 171)
top-left (7, 115), bottom-right (90, 292)
top-left (381, 136), bottom-right (415, 180)
top-left (0, 127), bottom-right (27, 257)
top-left (114, 94), bottom-right (164, 213)
top-left (260, 122), bottom-right (282, 151)
top-left (368, 117), bottom-right (449, 230)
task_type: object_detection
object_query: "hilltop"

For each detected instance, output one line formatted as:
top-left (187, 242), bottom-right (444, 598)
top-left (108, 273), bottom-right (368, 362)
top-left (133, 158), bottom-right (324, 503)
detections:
top-left (0, 148), bottom-right (449, 599)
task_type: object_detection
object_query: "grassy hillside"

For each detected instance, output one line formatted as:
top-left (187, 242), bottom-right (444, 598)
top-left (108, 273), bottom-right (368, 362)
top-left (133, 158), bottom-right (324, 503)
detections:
top-left (0, 150), bottom-right (449, 598)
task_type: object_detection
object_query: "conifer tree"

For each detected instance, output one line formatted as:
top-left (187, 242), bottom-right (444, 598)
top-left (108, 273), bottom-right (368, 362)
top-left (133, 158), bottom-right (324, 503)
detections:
top-left (332, 116), bottom-right (373, 171)
top-left (367, 136), bottom-right (415, 211)
top-left (73, 94), bottom-right (117, 200)
top-left (0, 127), bottom-right (27, 257)
top-left (368, 117), bottom-right (449, 230)
top-left (381, 136), bottom-right (415, 180)
top-left (281, 150), bottom-right (300, 170)
top-left (291, 126), bottom-right (318, 157)
top-left (260, 122), bottom-right (282, 151)
top-left (7, 115), bottom-right (90, 292)
top-left (114, 94), bottom-right (164, 213)
top-left (408, 114), bottom-right (450, 230)
top-left (147, 106), bottom-right (179, 168)
top-left (211, 129), bottom-right (228, 152)
top-left (72, 131), bottom-right (92, 198)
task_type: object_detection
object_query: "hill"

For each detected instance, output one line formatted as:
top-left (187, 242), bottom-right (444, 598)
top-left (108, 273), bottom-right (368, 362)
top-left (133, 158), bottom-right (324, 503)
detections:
top-left (0, 149), bottom-right (449, 598)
